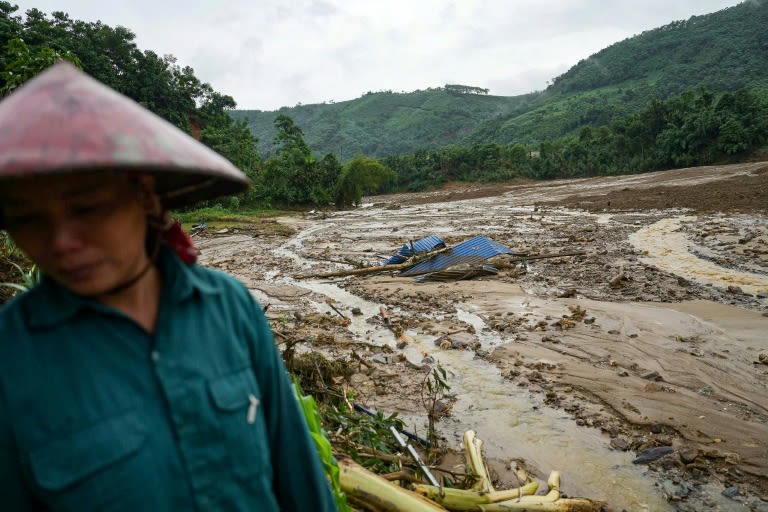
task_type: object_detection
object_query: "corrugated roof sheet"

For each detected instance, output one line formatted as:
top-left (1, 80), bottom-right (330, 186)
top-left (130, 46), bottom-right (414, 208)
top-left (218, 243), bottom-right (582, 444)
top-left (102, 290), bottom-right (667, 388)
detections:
top-left (401, 236), bottom-right (516, 276)
top-left (414, 265), bottom-right (499, 283)
top-left (384, 235), bottom-right (445, 265)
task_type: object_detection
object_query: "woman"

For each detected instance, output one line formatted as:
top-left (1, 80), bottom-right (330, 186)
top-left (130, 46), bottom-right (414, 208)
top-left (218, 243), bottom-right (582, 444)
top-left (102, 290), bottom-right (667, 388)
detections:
top-left (0, 62), bottom-right (337, 511)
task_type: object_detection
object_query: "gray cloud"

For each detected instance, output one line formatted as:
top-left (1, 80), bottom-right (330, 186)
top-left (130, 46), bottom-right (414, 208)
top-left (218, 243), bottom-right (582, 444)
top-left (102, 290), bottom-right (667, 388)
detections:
top-left (18, 0), bottom-right (742, 110)
top-left (308, 0), bottom-right (338, 17)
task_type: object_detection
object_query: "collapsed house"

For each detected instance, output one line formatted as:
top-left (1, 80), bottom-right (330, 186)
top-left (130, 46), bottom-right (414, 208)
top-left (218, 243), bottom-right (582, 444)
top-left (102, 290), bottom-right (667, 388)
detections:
top-left (386, 235), bottom-right (522, 282)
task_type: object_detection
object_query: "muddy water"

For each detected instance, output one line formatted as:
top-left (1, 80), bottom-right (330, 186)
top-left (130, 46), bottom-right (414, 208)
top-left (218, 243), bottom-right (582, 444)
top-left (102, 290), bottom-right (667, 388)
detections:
top-left (300, 281), bottom-right (671, 511)
top-left (630, 216), bottom-right (768, 296)
top-left (266, 206), bottom-right (767, 512)
top-left (202, 199), bottom-right (767, 511)
top-left (288, 276), bottom-right (671, 511)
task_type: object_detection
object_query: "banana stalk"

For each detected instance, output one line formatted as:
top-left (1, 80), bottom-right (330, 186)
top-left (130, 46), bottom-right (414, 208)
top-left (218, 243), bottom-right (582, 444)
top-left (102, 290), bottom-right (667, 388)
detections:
top-left (478, 472), bottom-right (605, 512)
top-left (478, 499), bottom-right (605, 512)
top-left (411, 481), bottom-right (539, 510)
top-left (339, 456), bottom-right (449, 511)
top-left (464, 430), bottom-right (494, 492)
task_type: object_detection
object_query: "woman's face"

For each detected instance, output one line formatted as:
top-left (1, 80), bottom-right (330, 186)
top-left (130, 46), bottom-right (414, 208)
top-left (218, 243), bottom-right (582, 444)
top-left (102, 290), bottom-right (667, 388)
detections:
top-left (1, 172), bottom-right (151, 297)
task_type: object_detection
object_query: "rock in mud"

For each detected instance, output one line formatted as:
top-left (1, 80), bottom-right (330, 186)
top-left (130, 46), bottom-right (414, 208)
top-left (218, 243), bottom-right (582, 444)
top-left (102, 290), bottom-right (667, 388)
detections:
top-left (662, 479), bottom-right (693, 500)
top-left (610, 438), bottom-right (629, 451)
top-left (633, 446), bottom-right (674, 464)
top-left (404, 359), bottom-right (428, 371)
top-left (644, 381), bottom-right (667, 392)
top-left (372, 354), bottom-right (395, 365)
top-left (679, 445), bottom-right (699, 464)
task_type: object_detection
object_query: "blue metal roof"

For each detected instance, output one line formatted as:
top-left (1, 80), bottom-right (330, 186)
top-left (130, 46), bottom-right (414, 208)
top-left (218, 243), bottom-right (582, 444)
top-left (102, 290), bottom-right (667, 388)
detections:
top-left (384, 235), bottom-right (445, 265)
top-left (401, 236), bottom-right (516, 276)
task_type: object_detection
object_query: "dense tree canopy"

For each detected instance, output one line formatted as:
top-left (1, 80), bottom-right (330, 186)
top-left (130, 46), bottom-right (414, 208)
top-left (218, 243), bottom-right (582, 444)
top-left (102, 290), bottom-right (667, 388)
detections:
top-left (379, 87), bottom-right (768, 191)
top-left (0, 36), bottom-right (80, 95)
top-left (251, 114), bottom-right (344, 207)
top-left (335, 156), bottom-right (396, 207)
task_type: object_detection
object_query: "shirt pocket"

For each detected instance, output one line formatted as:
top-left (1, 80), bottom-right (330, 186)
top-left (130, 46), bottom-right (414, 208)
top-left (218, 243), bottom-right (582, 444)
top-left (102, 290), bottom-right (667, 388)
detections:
top-left (28, 410), bottom-right (149, 512)
top-left (208, 367), bottom-right (270, 479)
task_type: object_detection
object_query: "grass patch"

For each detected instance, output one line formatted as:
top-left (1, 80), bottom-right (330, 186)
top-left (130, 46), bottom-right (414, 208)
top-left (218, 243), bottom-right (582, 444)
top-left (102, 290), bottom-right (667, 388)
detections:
top-left (173, 205), bottom-right (289, 224)
top-left (173, 206), bottom-right (298, 237)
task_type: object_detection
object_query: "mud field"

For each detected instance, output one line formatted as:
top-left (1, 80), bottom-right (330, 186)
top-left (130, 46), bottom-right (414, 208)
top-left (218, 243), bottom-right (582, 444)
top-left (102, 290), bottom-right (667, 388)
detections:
top-left (196, 162), bottom-right (767, 512)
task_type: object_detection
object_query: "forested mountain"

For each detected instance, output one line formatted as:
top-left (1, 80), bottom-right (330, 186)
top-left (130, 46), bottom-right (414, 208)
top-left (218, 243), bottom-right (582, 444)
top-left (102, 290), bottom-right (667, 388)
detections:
top-left (235, 0), bottom-right (768, 158)
top-left (548, 2), bottom-right (768, 95)
top-left (232, 88), bottom-right (538, 159)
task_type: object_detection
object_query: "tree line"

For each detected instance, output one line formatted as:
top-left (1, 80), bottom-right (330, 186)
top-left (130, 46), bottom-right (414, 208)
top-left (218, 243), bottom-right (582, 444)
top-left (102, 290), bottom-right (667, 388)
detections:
top-left (380, 87), bottom-right (768, 192)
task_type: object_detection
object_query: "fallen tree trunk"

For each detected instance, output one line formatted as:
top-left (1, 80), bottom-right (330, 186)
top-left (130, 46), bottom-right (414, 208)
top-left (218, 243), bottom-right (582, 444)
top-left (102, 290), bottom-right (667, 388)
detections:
top-left (294, 247), bottom-right (450, 279)
top-left (504, 251), bottom-right (586, 262)
top-left (294, 260), bottom-right (416, 280)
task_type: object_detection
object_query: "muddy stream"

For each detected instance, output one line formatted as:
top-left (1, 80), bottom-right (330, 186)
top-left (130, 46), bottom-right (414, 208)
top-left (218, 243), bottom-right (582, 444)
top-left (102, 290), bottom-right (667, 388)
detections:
top-left (197, 164), bottom-right (768, 511)
top-left (275, 216), bottom-right (753, 511)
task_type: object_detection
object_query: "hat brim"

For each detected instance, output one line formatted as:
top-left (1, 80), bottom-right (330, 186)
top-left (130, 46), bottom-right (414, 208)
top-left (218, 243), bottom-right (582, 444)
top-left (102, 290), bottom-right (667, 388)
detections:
top-left (0, 62), bottom-right (252, 216)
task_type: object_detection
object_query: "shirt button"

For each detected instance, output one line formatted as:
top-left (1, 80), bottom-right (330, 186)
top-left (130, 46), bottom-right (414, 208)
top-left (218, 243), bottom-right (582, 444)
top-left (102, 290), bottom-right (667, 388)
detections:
top-left (151, 350), bottom-right (161, 363)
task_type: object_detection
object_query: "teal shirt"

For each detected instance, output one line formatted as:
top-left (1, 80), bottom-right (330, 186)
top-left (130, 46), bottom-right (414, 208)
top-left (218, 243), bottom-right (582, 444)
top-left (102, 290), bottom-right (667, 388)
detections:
top-left (0, 248), bottom-right (336, 511)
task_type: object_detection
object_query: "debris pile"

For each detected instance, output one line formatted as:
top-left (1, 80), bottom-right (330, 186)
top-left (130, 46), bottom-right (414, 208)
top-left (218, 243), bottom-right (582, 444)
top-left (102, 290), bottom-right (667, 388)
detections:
top-left (339, 429), bottom-right (607, 512)
top-left (297, 234), bottom-right (583, 283)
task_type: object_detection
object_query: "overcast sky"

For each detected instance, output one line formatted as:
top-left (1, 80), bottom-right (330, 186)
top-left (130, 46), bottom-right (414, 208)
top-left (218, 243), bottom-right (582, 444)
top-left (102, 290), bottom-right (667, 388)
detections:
top-left (18, 0), bottom-right (744, 111)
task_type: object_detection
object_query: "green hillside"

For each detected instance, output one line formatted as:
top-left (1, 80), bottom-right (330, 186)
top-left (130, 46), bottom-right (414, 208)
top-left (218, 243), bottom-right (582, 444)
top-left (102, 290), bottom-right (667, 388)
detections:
top-left (232, 88), bottom-right (540, 158)
top-left (473, 0), bottom-right (768, 145)
top-left (549, 2), bottom-right (768, 95)
top-left (235, 0), bottom-right (768, 158)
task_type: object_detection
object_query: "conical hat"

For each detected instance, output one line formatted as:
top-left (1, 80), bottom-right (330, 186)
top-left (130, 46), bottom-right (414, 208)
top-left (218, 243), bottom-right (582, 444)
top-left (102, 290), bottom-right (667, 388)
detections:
top-left (0, 61), bottom-right (249, 210)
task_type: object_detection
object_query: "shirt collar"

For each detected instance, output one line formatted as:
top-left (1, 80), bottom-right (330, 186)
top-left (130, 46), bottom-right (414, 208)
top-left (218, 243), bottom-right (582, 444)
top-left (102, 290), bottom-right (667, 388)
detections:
top-left (24, 246), bottom-right (222, 330)
top-left (158, 245), bottom-right (222, 302)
